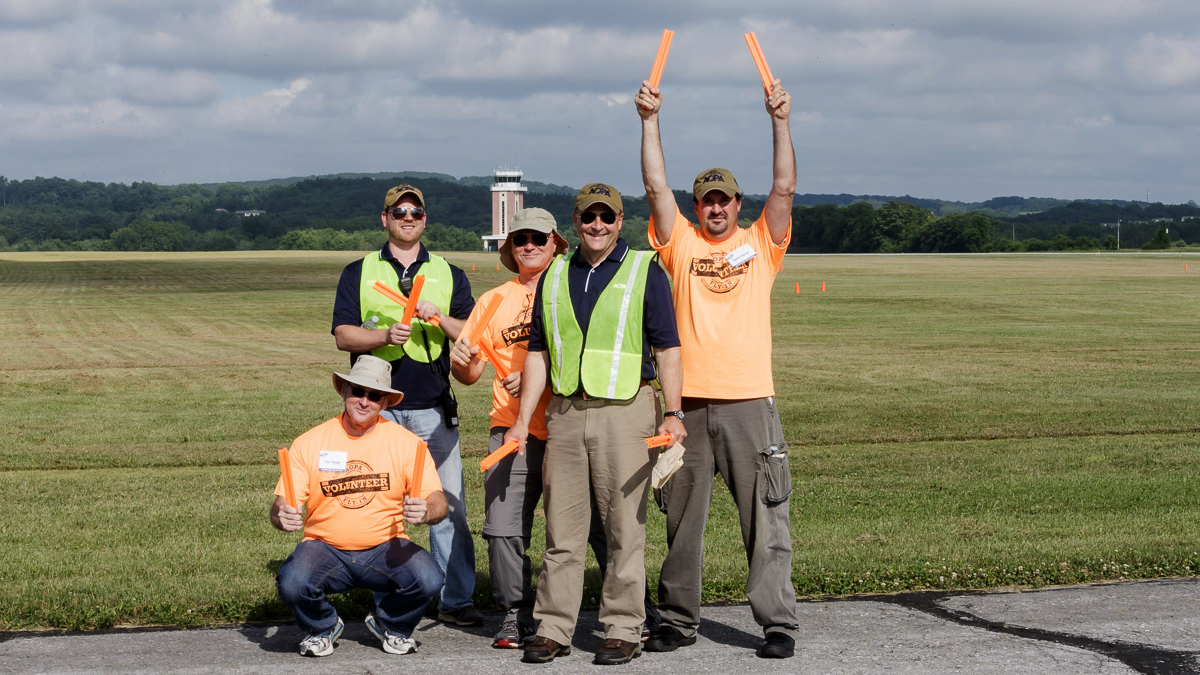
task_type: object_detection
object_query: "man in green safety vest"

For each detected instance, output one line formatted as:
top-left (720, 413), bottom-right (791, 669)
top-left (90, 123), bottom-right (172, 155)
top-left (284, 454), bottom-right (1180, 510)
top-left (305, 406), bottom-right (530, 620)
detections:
top-left (331, 183), bottom-right (483, 627)
top-left (504, 183), bottom-right (686, 666)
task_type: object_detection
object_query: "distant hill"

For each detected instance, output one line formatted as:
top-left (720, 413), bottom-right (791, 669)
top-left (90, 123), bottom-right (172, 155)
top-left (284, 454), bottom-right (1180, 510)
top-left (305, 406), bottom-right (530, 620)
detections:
top-left (197, 173), bottom-right (1194, 218)
top-left (3, 171), bottom-right (1196, 253)
top-left (200, 171), bottom-right (579, 196)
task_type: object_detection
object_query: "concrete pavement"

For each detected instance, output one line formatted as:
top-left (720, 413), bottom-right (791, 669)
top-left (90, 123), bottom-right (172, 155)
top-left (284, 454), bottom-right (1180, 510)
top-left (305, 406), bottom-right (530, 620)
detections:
top-left (2, 578), bottom-right (1198, 675)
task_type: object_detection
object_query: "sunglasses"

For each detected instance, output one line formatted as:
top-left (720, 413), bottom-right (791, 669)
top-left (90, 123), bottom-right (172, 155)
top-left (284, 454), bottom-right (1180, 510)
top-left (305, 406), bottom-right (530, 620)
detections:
top-left (510, 232), bottom-right (550, 247)
top-left (579, 211), bottom-right (617, 225)
top-left (348, 385), bottom-right (387, 403)
top-left (387, 207), bottom-right (426, 219)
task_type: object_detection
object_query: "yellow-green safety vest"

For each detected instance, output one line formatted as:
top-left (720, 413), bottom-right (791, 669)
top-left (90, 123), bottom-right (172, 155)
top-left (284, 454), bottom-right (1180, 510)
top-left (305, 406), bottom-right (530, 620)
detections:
top-left (359, 252), bottom-right (452, 362)
top-left (543, 249), bottom-right (654, 400)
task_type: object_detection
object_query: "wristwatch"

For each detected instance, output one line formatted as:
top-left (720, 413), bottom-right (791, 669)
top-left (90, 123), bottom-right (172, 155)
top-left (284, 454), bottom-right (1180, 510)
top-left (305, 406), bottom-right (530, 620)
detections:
top-left (664, 410), bottom-right (685, 421)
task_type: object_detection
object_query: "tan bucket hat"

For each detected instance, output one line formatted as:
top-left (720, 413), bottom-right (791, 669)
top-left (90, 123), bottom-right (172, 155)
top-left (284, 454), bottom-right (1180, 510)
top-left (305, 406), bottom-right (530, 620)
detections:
top-left (332, 355), bottom-right (404, 407)
top-left (499, 207), bottom-right (568, 273)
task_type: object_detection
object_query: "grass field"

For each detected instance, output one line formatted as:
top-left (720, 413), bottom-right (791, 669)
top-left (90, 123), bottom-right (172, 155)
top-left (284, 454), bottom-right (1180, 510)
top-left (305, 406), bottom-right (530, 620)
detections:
top-left (1, 250), bottom-right (1197, 630)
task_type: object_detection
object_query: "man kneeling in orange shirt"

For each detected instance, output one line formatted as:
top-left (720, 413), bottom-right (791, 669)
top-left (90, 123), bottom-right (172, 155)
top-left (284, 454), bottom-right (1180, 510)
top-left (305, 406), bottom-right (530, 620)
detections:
top-left (271, 355), bottom-right (447, 658)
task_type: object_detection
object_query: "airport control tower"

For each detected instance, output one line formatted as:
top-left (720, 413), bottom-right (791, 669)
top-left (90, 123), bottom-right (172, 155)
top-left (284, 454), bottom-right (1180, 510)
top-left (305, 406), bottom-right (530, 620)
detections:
top-left (484, 166), bottom-right (526, 251)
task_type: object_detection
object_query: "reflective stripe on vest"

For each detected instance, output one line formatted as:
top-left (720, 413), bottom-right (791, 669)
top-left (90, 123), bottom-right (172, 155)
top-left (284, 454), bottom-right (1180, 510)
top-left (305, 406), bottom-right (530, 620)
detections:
top-left (544, 249), bottom-right (654, 400)
top-left (359, 252), bottom-right (452, 363)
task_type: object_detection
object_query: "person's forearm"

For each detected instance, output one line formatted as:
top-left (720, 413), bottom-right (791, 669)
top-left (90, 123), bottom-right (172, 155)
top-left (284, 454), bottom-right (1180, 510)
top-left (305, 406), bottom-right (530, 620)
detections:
top-left (424, 491), bottom-right (449, 524)
top-left (655, 346), bottom-right (683, 412)
top-left (771, 116), bottom-right (796, 200)
top-left (641, 116), bottom-right (677, 242)
top-left (451, 359), bottom-right (484, 385)
top-left (514, 350), bottom-right (548, 425)
top-left (764, 115), bottom-right (796, 242)
top-left (269, 496), bottom-right (286, 530)
top-left (437, 315), bottom-right (465, 342)
top-left (334, 324), bottom-right (388, 353)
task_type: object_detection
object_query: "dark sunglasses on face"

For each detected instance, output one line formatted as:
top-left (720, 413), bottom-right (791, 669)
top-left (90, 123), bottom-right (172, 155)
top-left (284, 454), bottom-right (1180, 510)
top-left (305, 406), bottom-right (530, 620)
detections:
top-left (579, 211), bottom-right (617, 225)
top-left (510, 232), bottom-right (550, 247)
top-left (349, 385), bottom-right (387, 402)
top-left (387, 207), bottom-right (426, 219)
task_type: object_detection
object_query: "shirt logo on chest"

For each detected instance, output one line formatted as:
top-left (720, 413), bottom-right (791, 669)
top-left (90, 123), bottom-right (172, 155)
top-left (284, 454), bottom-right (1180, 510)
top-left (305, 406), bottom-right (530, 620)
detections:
top-left (689, 252), bottom-right (748, 293)
top-left (320, 459), bottom-right (390, 509)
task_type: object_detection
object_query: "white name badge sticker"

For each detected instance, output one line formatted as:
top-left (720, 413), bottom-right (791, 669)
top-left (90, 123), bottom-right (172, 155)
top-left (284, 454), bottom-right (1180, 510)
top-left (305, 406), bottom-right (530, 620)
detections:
top-left (318, 451), bottom-right (348, 473)
top-left (724, 244), bottom-right (757, 268)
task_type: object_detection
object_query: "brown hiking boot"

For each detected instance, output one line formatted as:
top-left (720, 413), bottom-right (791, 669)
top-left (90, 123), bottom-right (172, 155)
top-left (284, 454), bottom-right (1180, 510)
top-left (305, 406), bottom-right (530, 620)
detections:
top-left (593, 638), bottom-right (641, 665)
top-left (522, 635), bottom-right (571, 663)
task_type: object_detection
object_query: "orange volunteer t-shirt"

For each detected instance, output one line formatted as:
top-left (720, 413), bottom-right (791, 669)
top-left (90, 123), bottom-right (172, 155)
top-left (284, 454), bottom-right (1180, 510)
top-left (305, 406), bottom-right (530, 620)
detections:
top-left (274, 415), bottom-right (441, 550)
top-left (649, 205), bottom-right (790, 400)
top-left (460, 280), bottom-right (552, 439)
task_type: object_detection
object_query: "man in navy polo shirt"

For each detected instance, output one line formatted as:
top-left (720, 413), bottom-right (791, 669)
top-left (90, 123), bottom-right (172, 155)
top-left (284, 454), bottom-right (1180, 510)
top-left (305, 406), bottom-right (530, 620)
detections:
top-left (505, 183), bottom-right (685, 666)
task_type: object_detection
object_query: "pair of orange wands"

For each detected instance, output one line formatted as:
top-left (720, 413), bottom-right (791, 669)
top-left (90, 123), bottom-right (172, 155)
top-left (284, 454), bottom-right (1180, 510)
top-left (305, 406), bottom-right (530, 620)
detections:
top-left (278, 446), bottom-right (431, 507)
top-left (647, 29), bottom-right (775, 91)
top-left (478, 433), bottom-right (675, 473)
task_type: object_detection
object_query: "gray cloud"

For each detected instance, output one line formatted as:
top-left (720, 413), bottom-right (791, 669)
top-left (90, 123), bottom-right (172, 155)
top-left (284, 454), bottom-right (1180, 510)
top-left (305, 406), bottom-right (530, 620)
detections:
top-left (0, 0), bottom-right (1197, 205)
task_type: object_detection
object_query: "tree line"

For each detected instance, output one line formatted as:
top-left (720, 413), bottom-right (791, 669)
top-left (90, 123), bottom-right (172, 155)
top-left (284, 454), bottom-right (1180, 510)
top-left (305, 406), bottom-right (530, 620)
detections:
top-left (792, 200), bottom-right (1197, 253)
top-left (1, 175), bottom-right (1195, 253)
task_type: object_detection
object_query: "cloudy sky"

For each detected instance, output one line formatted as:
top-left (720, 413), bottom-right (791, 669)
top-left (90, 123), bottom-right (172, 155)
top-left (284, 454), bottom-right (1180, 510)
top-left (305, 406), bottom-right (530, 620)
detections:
top-left (2, 0), bottom-right (1198, 203)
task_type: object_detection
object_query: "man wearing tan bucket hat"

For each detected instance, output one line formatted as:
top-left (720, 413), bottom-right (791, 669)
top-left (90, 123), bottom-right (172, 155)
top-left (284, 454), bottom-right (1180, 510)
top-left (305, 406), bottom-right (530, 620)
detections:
top-left (271, 355), bottom-right (447, 658)
top-left (635, 76), bottom-right (799, 659)
top-left (449, 207), bottom-right (566, 649)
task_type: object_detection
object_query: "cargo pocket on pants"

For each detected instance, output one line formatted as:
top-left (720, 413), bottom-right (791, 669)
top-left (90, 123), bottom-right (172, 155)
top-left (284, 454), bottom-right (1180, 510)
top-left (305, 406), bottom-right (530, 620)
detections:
top-left (758, 396), bottom-right (791, 504)
top-left (759, 445), bottom-right (791, 505)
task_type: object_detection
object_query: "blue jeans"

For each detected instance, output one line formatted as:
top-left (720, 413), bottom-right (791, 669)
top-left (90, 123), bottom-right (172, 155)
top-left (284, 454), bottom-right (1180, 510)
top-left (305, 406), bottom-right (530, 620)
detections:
top-left (381, 406), bottom-right (476, 611)
top-left (276, 538), bottom-right (443, 637)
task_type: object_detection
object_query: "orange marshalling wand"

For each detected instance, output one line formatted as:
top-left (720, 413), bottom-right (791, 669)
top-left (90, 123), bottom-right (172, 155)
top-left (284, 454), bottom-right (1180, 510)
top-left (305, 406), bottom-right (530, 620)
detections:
top-left (649, 29), bottom-right (674, 89)
top-left (399, 275), bottom-right (425, 327)
top-left (744, 32), bottom-right (774, 92)
top-left (645, 434), bottom-right (672, 448)
top-left (467, 296), bottom-right (503, 347)
top-left (465, 296), bottom-right (510, 378)
top-left (372, 281), bottom-right (441, 326)
top-left (411, 445), bottom-right (428, 499)
top-left (480, 440), bottom-right (519, 472)
top-left (278, 448), bottom-right (297, 509)
top-left (478, 340), bottom-right (511, 379)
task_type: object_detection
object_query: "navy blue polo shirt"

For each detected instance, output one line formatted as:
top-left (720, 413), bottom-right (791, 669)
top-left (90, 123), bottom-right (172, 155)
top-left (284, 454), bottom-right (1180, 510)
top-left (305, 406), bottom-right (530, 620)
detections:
top-left (332, 243), bottom-right (475, 409)
top-left (527, 239), bottom-right (680, 389)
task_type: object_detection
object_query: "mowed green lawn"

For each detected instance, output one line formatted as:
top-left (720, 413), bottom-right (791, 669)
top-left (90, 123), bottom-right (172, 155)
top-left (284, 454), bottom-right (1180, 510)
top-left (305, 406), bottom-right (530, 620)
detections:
top-left (0, 250), bottom-right (1197, 630)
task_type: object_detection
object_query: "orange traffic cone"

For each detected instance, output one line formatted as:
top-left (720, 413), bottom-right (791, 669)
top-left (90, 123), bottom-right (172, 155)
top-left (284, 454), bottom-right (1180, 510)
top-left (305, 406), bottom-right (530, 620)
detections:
top-left (821, 281), bottom-right (826, 292)
top-left (472, 263), bottom-right (476, 271)
top-left (794, 282), bottom-right (799, 294)
top-left (496, 263), bottom-right (500, 271)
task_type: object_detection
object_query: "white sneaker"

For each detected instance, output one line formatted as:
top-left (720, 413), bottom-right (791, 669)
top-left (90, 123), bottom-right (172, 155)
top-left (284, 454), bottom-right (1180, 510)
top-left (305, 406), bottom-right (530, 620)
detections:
top-left (298, 617), bottom-right (343, 657)
top-left (365, 612), bottom-right (418, 655)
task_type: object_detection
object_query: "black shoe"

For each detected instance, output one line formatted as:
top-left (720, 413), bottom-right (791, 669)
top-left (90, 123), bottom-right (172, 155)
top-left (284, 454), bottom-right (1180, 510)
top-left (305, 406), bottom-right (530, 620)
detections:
top-left (438, 605), bottom-right (485, 627)
top-left (523, 635), bottom-right (571, 663)
top-left (757, 632), bottom-right (795, 659)
top-left (643, 626), bottom-right (697, 653)
top-left (593, 638), bottom-right (641, 665)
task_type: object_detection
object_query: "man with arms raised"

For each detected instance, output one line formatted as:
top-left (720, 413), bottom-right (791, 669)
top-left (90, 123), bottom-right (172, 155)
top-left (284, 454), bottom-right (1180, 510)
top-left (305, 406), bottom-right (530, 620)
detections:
top-left (272, 355), bottom-right (446, 657)
top-left (504, 184), bottom-right (685, 665)
top-left (635, 78), bottom-right (799, 659)
top-left (331, 184), bottom-right (482, 626)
